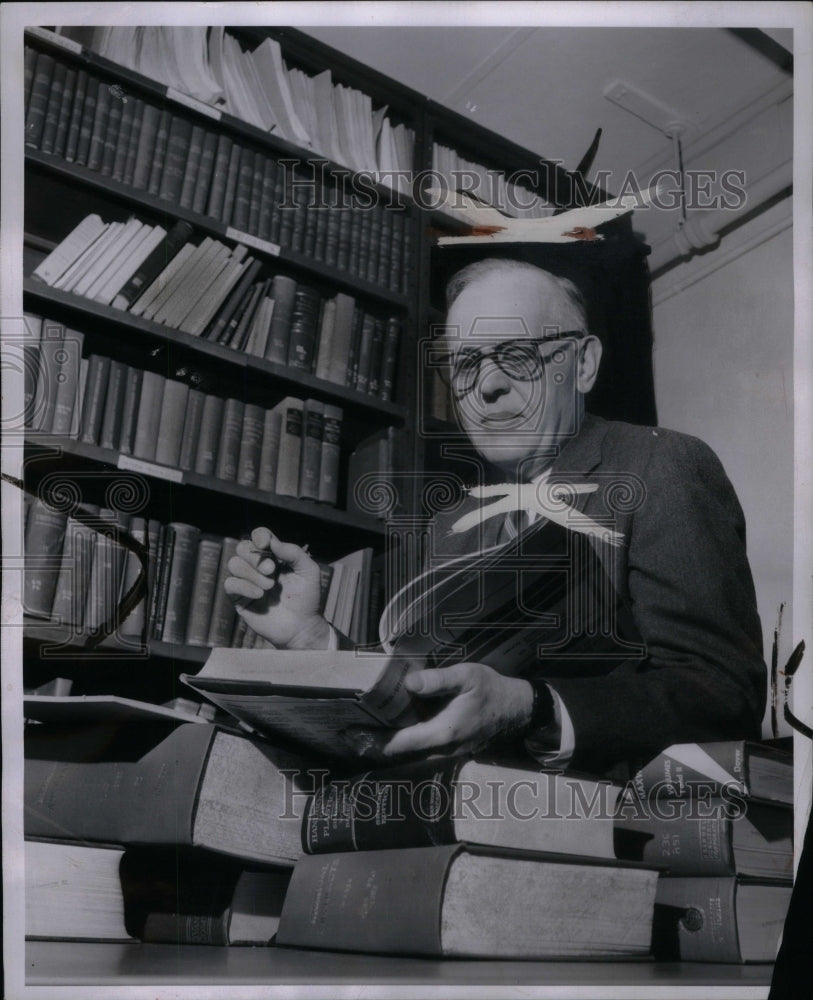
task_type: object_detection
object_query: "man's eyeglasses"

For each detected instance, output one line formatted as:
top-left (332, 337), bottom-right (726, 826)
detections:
top-left (436, 332), bottom-right (586, 398)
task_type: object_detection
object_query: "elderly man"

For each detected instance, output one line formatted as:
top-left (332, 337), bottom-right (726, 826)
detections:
top-left (225, 258), bottom-right (766, 773)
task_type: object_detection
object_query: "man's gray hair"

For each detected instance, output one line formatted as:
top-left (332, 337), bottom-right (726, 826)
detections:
top-left (445, 258), bottom-right (588, 328)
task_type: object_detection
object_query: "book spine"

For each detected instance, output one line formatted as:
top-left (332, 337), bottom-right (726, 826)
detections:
top-left (179, 124), bottom-right (205, 209)
top-left (206, 538), bottom-right (239, 647)
top-left (214, 399), bottom-right (245, 481)
top-left (24, 46), bottom-right (38, 118)
top-left (50, 510), bottom-right (98, 630)
top-left (118, 516), bottom-right (148, 637)
top-left (131, 103), bottom-right (161, 190)
top-left (335, 207), bottom-right (351, 272)
top-left (150, 524), bottom-right (176, 640)
top-left (365, 206), bottom-right (382, 285)
top-left (220, 141), bottom-right (242, 226)
top-left (318, 405), bottom-right (342, 506)
top-left (74, 75), bottom-right (99, 167)
top-left (146, 109), bottom-right (172, 196)
top-left (231, 146), bottom-right (255, 233)
top-left (376, 207), bottom-right (393, 288)
top-left (184, 536), bottom-right (224, 646)
top-left (100, 85), bottom-right (124, 176)
top-left (25, 52), bottom-right (55, 148)
top-left (193, 394), bottom-right (225, 477)
top-left (389, 210), bottom-right (404, 292)
top-left (110, 89), bottom-right (135, 183)
top-left (257, 157), bottom-right (277, 241)
top-left (121, 98), bottom-right (146, 187)
top-left (298, 400), bottom-right (324, 501)
top-left (257, 408), bottom-right (282, 494)
top-left (178, 388), bottom-right (206, 471)
top-left (23, 499), bottom-right (68, 619)
top-left (366, 319), bottom-right (386, 397)
top-left (161, 524), bottom-right (202, 644)
top-left (192, 130), bottom-right (219, 216)
top-left (98, 359), bottom-right (128, 451)
top-left (264, 275), bottom-right (297, 365)
top-left (154, 379), bottom-right (190, 467)
top-left (205, 134), bottom-right (233, 220)
top-left (84, 509), bottom-right (129, 632)
top-left (49, 328), bottom-right (84, 437)
top-left (64, 69), bottom-right (89, 162)
top-left (79, 354), bottom-right (111, 445)
top-left (131, 371), bottom-right (166, 461)
top-left (236, 403), bottom-right (265, 487)
top-left (86, 78), bottom-right (112, 171)
top-left (39, 59), bottom-right (67, 155)
top-left (274, 399), bottom-right (304, 497)
top-left (247, 152), bottom-right (265, 236)
top-left (378, 317), bottom-right (400, 402)
top-left (286, 286), bottom-right (322, 372)
top-left (113, 220), bottom-right (194, 311)
top-left (158, 115), bottom-right (193, 203)
top-left (353, 314), bottom-right (376, 394)
top-left (117, 367), bottom-right (143, 455)
top-left (653, 877), bottom-right (742, 962)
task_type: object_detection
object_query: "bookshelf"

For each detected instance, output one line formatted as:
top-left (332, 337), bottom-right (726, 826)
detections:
top-left (16, 21), bottom-right (782, 995)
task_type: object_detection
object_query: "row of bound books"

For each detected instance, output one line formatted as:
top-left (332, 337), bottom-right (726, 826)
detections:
top-left (25, 44), bottom-right (411, 293)
top-left (24, 697), bottom-right (792, 959)
top-left (24, 320), bottom-right (348, 506)
top-left (23, 495), bottom-right (378, 647)
top-left (50, 26), bottom-right (416, 184)
top-left (30, 218), bottom-right (402, 394)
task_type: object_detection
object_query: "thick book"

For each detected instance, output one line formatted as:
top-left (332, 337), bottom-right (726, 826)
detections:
top-left (324, 294), bottom-right (358, 385)
top-left (160, 523), bottom-right (202, 644)
top-left (305, 757), bottom-right (620, 859)
top-left (318, 404), bottom-right (342, 506)
top-left (629, 740), bottom-right (793, 806)
top-left (214, 399), bottom-right (245, 482)
top-left (298, 399), bottom-right (324, 500)
top-left (264, 275), bottom-right (298, 365)
top-left (23, 499), bottom-right (68, 619)
top-left (25, 722), bottom-right (311, 864)
top-left (25, 840), bottom-right (132, 942)
top-left (653, 876), bottom-right (792, 962)
top-left (274, 396), bottom-right (304, 497)
top-left (277, 844), bottom-right (659, 958)
top-left (616, 799), bottom-right (793, 879)
top-left (112, 219), bottom-right (194, 311)
top-left (120, 848), bottom-right (292, 945)
top-left (153, 379), bottom-right (190, 467)
top-left (206, 538), bottom-right (240, 647)
top-left (185, 536), bottom-right (223, 646)
top-left (181, 648), bottom-right (423, 758)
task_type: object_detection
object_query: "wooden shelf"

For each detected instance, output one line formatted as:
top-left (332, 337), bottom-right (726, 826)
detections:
top-left (26, 151), bottom-right (412, 309)
top-left (22, 279), bottom-right (407, 423)
top-left (25, 438), bottom-right (389, 536)
top-left (24, 940), bottom-right (775, 989)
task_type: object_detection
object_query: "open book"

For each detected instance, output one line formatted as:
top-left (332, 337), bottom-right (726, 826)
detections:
top-left (183, 519), bottom-right (643, 758)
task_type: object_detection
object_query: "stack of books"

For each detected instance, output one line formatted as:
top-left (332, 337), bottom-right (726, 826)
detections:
top-left (28, 218), bottom-right (402, 395)
top-left (618, 740), bottom-right (794, 963)
top-left (25, 42), bottom-right (412, 292)
top-left (23, 496), bottom-right (378, 648)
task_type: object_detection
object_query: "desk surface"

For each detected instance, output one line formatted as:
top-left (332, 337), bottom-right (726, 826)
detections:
top-left (25, 941), bottom-right (774, 994)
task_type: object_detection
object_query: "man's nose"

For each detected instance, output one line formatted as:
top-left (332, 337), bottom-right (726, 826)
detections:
top-left (477, 360), bottom-right (512, 403)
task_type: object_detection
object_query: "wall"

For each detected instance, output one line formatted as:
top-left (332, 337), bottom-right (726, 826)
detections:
top-left (649, 198), bottom-right (794, 735)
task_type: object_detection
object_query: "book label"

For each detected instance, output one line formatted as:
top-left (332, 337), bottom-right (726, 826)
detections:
top-left (27, 26), bottom-right (82, 54)
top-left (225, 228), bottom-right (280, 257)
top-left (166, 87), bottom-right (222, 121)
top-left (117, 455), bottom-right (184, 483)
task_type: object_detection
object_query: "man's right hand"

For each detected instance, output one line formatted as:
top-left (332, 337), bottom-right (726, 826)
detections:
top-left (223, 527), bottom-right (331, 650)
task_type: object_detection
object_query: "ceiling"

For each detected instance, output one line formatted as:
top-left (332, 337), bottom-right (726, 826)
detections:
top-left (302, 25), bottom-right (794, 265)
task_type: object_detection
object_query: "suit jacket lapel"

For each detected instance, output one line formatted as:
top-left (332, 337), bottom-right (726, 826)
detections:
top-left (549, 413), bottom-right (609, 514)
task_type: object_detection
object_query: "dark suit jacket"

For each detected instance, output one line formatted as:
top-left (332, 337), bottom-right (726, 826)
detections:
top-left (428, 413), bottom-right (767, 773)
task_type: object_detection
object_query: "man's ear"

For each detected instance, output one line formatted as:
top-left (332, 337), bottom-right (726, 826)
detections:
top-left (576, 335), bottom-right (602, 393)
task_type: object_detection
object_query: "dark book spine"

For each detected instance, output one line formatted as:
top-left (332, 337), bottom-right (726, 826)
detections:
top-left (227, 280), bottom-right (264, 351)
top-left (264, 275), bottom-right (297, 364)
top-left (401, 214), bottom-right (412, 293)
top-left (158, 115), bottom-right (193, 203)
top-left (206, 538), bottom-right (239, 646)
top-left (154, 380), bottom-right (189, 467)
top-left (236, 403), bottom-right (265, 488)
top-left (356, 207), bottom-right (373, 281)
top-left (205, 256), bottom-right (262, 344)
top-left (347, 207), bottom-right (362, 277)
top-left (113, 220), bottom-right (194, 310)
top-left (257, 156), bottom-right (277, 241)
top-left (122, 98), bottom-right (145, 187)
top-left (247, 152), bottom-right (264, 236)
top-left (184, 535), bottom-right (223, 646)
top-left (98, 359), bottom-right (128, 450)
top-left (311, 206), bottom-right (328, 263)
top-left (276, 162), bottom-right (296, 249)
top-left (99, 85), bottom-right (124, 176)
top-left (205, 134), bottom-right (233, 220)
top-left (161, 524), bottom-right (202, 644)
top-left (389, 210), bottom-right (404, 292)
top-left (275, 400), bottom-right (303, 497)
top-left (192, 129), bottom-right (218, 215)
top-left (74, 75), bottom-right (99, 167)
top-left (231, 146), bottom-right (255, 233)
top-left (324, 206), bottom-right (341, 268)
top-left (304, 759), bottom-right (461, 853)
top-left (302, 201), bottom-right (319, 259)
top-left (86, 79), bottom-right (111, 171)
top-left (24, 46), bottom-right (38, 117)
top-left (50, 328), bottom-right (84, 437)
top-left (79, 354), bottom-right (111, 445)
top-left (379, 317), bottom-right (400, 402)
top-left (117, 367), bottom-right (143, 455)
top-left (286, 286), bottom-right (322, 372)
top-left (298, 400), bottom-right (324, 501)
top-left (146, 109), bottom-right (172, 196)
top-left (178, 388), bottom-right (206, 471)
top-left (131, 371), bottom-right (165, 461)
top-left (345, 306), bottom-right (365, 388)
top-left (64, 69), bottom-right (88, 161)
top-left (178, 124), bottom-right (205, 209)
top-left (353, 313), bottom-right (377, 394)
top-left (268, 161), bottom-right (286, 245)
top-left (110, 91), bottom-right (135, 183)
top-left (335, 207), bottom-right (352, 272)
top-left (366, 318), bottom-right (386, 397)
top-left (318, 405), bottom-right (342, 506)
top-left (376, 207), bottom-right (393, 287)
top-left (23, 499), bottom-right (68, 619)
top-left (219, 141), bottom-right (242, 225)
top-left (39, 59), bottom-right (67, 155)
top-left (24, 52), bottom-right (55, 148)
top-left (214, 399), bottom-right (245, 481)
top-left (257, 408), bottom-right (282, 494)
top-left (365, 206), bottom-right (382, 285)
top-left (288, 166), bottom-right (309, 255)
top-left (131, 102), bottom-right (160, 190)
top-left (151, 524), bottom-right (176, 640)
top-left (193, 394), bottom-right (225, 476)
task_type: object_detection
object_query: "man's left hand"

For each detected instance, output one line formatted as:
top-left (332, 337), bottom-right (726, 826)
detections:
top-left (381, 663), bottom-right (534, 757)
